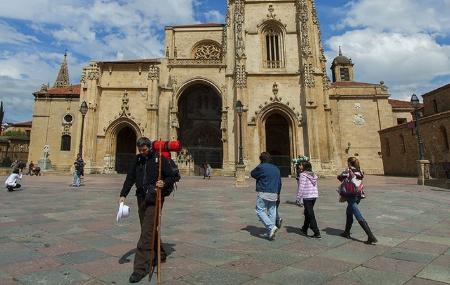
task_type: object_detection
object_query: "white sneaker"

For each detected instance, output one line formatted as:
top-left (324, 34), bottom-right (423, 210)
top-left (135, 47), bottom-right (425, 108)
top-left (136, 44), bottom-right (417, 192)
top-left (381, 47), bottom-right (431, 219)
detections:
top-left (269, 226), bottom-right (278, 240)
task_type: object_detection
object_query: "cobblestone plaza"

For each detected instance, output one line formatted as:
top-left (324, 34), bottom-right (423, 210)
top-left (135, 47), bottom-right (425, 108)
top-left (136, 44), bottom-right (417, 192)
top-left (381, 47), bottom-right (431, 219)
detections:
top-left (0, 175), bottom-right (449, 284)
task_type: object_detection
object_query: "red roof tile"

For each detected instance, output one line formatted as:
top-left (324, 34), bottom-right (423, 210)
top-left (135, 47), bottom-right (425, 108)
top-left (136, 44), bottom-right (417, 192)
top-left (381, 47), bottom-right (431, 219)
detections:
top-left (47, 85), bottom-right (81, 95)
top-left (388, 99), bottom-right (415, 109)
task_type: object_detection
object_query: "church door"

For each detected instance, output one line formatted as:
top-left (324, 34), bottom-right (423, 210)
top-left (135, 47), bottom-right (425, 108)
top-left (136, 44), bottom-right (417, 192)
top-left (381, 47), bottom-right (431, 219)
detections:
top-left (265, 113), bottom-right (292, 177)
top-left (115, 126), bottom-right (137, 174)
top-left (178, 83), bottom-right (223, 173)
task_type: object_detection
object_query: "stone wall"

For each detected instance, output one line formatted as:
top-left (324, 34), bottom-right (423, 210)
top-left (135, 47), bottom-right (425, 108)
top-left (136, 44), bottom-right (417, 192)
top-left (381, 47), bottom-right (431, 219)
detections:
top-left (380, 110), bottom-right (450, 178)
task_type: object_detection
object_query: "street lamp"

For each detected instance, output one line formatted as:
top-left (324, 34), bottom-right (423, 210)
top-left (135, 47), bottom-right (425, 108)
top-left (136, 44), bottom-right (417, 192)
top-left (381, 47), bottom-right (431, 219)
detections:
top-left (410, 94), bottom-right (424, 160)
top-left (235, 100), bottom-right (244, 165)
top-left (79, 101), bottom-right (88, 157)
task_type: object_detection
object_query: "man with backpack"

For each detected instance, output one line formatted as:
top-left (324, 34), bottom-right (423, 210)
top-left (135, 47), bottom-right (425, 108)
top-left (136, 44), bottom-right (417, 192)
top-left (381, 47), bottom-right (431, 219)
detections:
top-left (118, 137), bottom-right (179, 283)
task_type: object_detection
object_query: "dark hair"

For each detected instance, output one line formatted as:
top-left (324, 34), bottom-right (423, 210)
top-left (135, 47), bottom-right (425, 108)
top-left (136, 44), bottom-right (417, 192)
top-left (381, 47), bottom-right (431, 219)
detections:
top-left (259, 152), bottom-right (271, 163)
top-left (347, 157), bottom-right (360, 171)
top-left (301, 161), bottom-right (312, 172)
top-left (13, 168), bottom-right (20, 174)
top-left (136, 137), bottom-right (152, 148)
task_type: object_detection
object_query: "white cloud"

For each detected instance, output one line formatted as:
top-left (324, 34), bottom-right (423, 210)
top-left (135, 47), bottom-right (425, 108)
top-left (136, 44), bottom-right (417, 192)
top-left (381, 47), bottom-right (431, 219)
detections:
top-left (0, 21), bottom-right (38, 45)
top-left (204, 10), bottom-right (225, 23)
top-left (327, 0), bottom-right (450, 99)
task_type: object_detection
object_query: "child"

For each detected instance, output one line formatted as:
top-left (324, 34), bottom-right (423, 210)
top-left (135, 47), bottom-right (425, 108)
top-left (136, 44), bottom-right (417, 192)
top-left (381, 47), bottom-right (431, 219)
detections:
top-left (297, 161), bottom-right (321, 238)
top-left (5, 168), bottom-right (22, 192)
top-left (338, 157), bottom-right (377, 244)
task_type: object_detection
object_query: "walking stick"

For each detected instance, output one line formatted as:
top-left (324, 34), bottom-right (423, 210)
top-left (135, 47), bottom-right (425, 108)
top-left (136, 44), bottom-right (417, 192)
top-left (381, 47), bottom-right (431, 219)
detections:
top-left (148, 140), bottom-right (163, 284)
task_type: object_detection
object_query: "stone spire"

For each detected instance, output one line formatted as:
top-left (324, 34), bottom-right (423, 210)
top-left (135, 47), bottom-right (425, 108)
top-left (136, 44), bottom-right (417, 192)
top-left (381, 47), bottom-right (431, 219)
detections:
top-left (54, 51), bottom-right (70, 88)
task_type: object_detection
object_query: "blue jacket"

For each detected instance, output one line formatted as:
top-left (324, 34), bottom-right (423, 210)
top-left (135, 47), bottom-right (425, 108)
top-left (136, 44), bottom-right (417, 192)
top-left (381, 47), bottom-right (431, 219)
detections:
top-left (251, 163), bottom-right (282, 194)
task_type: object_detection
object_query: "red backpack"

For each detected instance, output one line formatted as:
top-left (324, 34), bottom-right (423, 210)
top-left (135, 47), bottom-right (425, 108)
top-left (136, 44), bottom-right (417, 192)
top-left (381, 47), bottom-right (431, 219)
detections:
top-left (339, 168), bottom-right (364, 197)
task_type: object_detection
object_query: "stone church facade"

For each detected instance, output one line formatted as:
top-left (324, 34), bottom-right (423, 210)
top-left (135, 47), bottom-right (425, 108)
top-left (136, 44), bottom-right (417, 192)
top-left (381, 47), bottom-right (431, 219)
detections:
top-left (29, 0), bottom-right (399, 176)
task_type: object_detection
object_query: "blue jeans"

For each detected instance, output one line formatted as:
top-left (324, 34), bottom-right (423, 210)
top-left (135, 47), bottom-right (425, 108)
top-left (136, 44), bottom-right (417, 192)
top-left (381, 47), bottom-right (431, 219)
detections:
top-left (73, 171), bottom-right (81, 187)
top-left (256, 196), bottom-right (277, 232)
top-left (346, 197), bottom-right (364, 224)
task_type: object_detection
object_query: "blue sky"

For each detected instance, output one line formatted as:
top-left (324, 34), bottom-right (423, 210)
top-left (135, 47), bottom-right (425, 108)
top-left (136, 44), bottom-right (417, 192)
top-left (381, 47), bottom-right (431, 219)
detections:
top-left (1, 0), bottom-right (450, 122)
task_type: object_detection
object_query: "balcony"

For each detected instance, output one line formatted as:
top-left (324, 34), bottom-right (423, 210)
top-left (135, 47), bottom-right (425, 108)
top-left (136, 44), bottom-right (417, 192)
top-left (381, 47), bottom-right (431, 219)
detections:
top-left (168, 58), bottom-right (226, 68)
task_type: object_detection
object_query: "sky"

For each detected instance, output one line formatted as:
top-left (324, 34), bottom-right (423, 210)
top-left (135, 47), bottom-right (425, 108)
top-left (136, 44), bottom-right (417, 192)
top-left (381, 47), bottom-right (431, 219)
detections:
top-left (1, 0), bottom-right (450, 122)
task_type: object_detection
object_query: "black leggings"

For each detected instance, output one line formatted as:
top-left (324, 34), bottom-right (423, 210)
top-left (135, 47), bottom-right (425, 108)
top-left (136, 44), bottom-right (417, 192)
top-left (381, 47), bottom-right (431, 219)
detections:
top-left (302, 198), bottom-right (320, 235)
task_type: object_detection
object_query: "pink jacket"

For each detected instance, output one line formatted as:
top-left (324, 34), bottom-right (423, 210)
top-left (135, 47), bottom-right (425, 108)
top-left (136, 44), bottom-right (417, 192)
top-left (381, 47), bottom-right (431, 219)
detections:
top-left (297, 171), bottom-right (318, 200)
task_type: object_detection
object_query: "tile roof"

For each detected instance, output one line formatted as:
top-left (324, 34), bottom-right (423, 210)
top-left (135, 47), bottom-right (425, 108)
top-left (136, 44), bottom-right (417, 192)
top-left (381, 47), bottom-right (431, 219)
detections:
top-left (47, 84), bottom-right (81, 95)
top-left (11, 121), bottom-right (32, 127)
top-left (388, 99), bottom-right (415, 109)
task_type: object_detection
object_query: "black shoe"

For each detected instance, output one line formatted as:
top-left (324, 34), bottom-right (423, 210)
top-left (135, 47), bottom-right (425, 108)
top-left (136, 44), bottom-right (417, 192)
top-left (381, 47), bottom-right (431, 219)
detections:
top-left (340, 231), bottom-right (351, 239)
top-left (300, 228), bottom-right (308, 236)
top-left (276, 218), bottom-right (283, 229)
top-left (129, 272), bottom-right (146, 283)
top-left (312, 233), bottom-right (322, 239)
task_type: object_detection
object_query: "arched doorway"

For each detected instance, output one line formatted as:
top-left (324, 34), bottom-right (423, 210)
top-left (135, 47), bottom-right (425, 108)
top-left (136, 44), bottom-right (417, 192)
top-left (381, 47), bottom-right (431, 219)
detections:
top-left (115, 126), bottom-right (137, 174)
top-left (265, 113), bottom-right (291, 177)
top-left (178, 83), bottom-right (223, 172)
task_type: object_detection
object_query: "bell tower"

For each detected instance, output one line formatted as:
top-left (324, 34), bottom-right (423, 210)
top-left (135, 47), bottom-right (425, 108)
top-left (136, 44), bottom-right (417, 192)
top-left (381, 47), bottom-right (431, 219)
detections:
top-left (331, 47), bottom-right (355, 82)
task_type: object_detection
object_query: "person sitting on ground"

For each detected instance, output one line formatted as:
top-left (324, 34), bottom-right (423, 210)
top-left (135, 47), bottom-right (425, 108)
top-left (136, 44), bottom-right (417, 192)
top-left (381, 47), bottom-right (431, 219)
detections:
top-left (5, 168), bottom-right (22, 192)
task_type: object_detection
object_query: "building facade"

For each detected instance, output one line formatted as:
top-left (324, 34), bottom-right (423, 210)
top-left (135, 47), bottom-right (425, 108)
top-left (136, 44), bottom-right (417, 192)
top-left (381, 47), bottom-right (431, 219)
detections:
top-left (29, 0), bottom-right (404, 176)
top-left (379, 84), bottom-right (450, 179)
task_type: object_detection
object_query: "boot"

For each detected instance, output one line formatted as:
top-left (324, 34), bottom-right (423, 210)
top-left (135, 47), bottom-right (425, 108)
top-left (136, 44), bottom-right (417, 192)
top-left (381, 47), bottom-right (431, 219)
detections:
top-left (358, 220), bottom-right (378, 244)
top-left (340, 218), bottom-right (352, 238)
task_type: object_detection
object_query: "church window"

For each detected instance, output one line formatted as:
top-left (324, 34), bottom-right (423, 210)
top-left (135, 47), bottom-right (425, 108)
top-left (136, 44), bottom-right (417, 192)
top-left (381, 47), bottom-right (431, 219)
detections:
top-left (340, 68), bottom-right (350, 81)
top-left (433, 99), bottom-right (439, 114)
top-left (193, 41), bottom-right (222, 60)
top-left (385, 138), bottom-right (391, 157)
top-left (262, 24), bottom-right (284, 68)
top-left (400, 134), bottom-right (406, 153)
top-left (441, 126), bottom-right (449, 151)
top-left (61, 135), bottom-right (71, 151)
top-left (397, 118), bottom-right (407, 125)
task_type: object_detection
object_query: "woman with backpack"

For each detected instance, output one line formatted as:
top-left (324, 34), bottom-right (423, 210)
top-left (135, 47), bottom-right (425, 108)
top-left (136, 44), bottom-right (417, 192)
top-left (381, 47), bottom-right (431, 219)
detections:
top-left (338, 157), bottom-right (377, 244)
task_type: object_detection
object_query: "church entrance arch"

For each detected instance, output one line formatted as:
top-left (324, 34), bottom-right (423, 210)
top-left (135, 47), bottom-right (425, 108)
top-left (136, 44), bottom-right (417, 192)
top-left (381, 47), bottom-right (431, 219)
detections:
top-left (178, 82), bottom-right (223, 173)
top-left (265, 112), bottom-right (292, 177)
top-left (115, 126), bottom-right (137, 174)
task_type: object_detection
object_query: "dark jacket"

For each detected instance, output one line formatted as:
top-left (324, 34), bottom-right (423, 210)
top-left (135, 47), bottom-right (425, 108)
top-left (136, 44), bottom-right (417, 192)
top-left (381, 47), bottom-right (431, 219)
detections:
top-left (74, 159), bottom-right (85, 175)
top-left (120, 152), bottom-right (176, 199)
top-left (250, 162), bottom-right (282, 194)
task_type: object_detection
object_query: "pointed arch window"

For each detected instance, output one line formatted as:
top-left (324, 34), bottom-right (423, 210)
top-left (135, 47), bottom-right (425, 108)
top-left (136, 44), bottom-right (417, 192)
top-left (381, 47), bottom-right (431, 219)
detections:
top-left (262, 23), bottom-right (285, 69)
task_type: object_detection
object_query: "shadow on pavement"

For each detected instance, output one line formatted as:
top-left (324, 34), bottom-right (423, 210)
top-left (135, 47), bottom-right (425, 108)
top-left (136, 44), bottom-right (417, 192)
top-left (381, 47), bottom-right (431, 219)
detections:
top-left (241, 225), bottom-right (268, 240)
top-left (118, 243), bottom-right (176, 264)
top-left (323, 227), bottom-right (365, 243)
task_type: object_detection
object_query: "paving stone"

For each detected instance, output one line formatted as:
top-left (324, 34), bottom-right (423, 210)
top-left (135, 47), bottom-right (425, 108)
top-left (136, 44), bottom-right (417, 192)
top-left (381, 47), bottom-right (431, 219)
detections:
top-left (383, 248), bottom-right (437, 264)
top-left (188, 248), bottom-right (243, 266)
top-left (249, 248), bottom-right (306, 266)
top-left (363, 256), bottom-right (425, 276)
top-left (405, 277), bottom-right (449, 285)
top-left (219, 257), bottom-right (285, 277)
top-left (0, 248), bottom-right (42, 265)
top-left (16, 268), bottom-right (91, 285)
top-left (56, 249), bottom-right (110, 265)
top-left (397, 240), bottom-right (450, 255)
top-left (417, 265), bottom-right (450, 284)
top-left (412, 235), bottom-right (450, 246)
top-left (318, 246), bottom-right (378, 264)
top-left (181, 267), bottom-right (254, 285)
top-left (259, 266), bottom-right (329, 285)
top-left (341, 266), bottom-right (410, 285)
top-left (291, 256), bottom-right (357, 276)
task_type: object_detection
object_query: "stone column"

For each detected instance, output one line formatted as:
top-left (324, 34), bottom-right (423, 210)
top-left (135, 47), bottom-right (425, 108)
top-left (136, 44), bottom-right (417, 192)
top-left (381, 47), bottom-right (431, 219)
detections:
top-left (235, 164), bottom-right (248, 187)
top-left (417, 160), bottom-right (431, 185)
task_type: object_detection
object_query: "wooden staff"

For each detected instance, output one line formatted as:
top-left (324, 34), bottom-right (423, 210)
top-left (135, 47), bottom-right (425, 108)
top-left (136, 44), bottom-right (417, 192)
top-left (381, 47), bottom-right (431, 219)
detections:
top-left (149, 140), bottom-right (163, 283)
top-left (156, 140), bottom-right (163, 284)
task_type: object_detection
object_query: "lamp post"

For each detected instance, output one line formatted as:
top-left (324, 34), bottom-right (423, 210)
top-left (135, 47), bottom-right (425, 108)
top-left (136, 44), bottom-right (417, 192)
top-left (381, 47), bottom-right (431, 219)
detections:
top-left (79, 101), bottom-right (88, 156)
top-left (411, 94), bottom-right (424, 160)
top-left (235, 100), bottom-right (244, 165)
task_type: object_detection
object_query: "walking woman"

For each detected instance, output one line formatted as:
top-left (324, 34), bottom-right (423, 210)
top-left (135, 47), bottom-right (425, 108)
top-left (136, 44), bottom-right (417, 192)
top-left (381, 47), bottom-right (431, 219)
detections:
top-left (297, 161), bottom-right (321, 238)
top-left (338, 157), bottom-right (377, 244)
